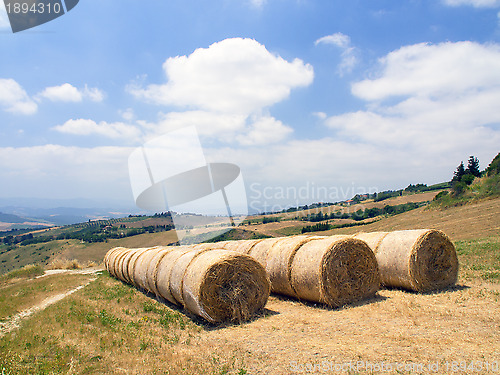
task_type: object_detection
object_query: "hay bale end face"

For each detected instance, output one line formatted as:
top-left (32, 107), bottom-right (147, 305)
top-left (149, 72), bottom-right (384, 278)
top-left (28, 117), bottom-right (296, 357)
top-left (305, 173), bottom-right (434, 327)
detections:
top-left (290, 236), bottom-right (380, 307)
top-left (183, 250), bottom-right (270, 323)
top-left (356, 229), bottom-right (458, 292)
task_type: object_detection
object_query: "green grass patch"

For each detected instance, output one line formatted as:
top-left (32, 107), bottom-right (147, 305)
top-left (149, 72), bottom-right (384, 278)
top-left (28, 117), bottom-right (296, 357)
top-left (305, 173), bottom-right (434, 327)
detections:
top-left (0, 273), bottom-right (93, 321)
top-left (455, 236), bottom-right (500, 282)
top-left (0, 272), bottom-right (245, 374)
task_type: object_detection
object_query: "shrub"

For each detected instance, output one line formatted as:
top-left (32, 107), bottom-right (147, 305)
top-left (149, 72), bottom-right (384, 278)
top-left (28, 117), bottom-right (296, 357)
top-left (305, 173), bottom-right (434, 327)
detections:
top-left (433, 191), bottom-right (449, 201)
top-left (451, 181), bottom-right (467, 197)
top-left (461, 174), bottom-right (475, 186)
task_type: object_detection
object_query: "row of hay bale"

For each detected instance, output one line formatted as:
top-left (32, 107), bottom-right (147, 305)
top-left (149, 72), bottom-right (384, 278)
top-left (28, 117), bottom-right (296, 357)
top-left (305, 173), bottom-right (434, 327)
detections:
top-left (104, 235), bottom-right (382, 321)
top-left (213, 235), bottom-right (381, 307)
top-left (104, 246), bottom-right (270, 323)
top-left (213, 229), bottom-right (458, 294)
top-left (104, 229), bottom-right (458, 323)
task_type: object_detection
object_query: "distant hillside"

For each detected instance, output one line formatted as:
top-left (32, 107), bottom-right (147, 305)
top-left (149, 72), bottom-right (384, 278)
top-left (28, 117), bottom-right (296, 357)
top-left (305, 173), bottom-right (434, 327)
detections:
top-left (324, 196), bottom-right (500, 241)
top-left (0, 212), bottom-right (27, 224)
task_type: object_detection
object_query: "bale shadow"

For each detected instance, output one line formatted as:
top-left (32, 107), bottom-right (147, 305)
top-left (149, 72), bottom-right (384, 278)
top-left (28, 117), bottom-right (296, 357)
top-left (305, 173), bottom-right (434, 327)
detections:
top-left (196, 307), bottom-right (280, 331)
top-left (381, 283), bottom-right (470, 295)
top-left (268, 291), bottom-right (389, 312)
top-left (130, 283), bottom-right (279, 331)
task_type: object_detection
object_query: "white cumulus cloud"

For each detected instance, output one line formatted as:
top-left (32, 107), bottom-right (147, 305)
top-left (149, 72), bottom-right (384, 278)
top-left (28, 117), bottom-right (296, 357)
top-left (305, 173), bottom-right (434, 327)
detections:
top-left (352, 41), bottom-right (500, 101)
top-left (0, 79), bottom-right (37, 115)
top-left (324, 41), bottom-right (500, 170)
top-left (39, 83), bottom-right (82, 102)
top-left (128, 38), bottom-right (313, 115)
top-left (129, 38), bottom-right (313, 146)
top-left (236, 115), bottom-right (293, 146)
top-left (53, 119), bottom-right (142, 140)
top-left (83, 85), bottom-right (105, 102)
top-left (38, 83), bottom-right (105, 103)
top-left (315, 33), bottom-right (358, 76)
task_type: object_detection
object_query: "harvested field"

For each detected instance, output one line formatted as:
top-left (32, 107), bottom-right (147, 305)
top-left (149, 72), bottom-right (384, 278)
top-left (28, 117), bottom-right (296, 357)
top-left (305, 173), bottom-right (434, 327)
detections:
top-left (202, 279), bottom-right (499, 374)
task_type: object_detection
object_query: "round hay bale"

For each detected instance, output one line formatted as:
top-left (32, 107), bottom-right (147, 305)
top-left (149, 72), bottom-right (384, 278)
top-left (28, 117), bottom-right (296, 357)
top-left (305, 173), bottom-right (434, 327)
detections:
top-left (155, 246), bottom-right (195, 305)
top-left (110, 247), bottom-right (128, 277)
top-left (182, 249), bottom-right (271, 323)
top-left (133, 247), bottom-right (163, 292)
top-left (290, 236), bottom-right (380, 307)
top-left (145, 247), bottom-right (177, 296)
top-left (111, 248), bottom-right (129, 280)
top-left (265, 235), bottom-right (324, 297)
top-left (120, 248), bottom-right (147, 284)
top-left (169, 248), bottom-right (211, 306)
top-left (115, 249), bottom-right (132, 282)
top-left (356, 229), bottom-right (458, 292)
top-left (248, 237), bottom-right (282, 268)
top-left (228, 239), bottom-right (264, 254)
top-left (104, 247), bottom-right (124, 276)
top-left (104, 247), bottom-right (116, 270)
top-left (352, 232), bottom-right (389, 254)
top-left (191, 243), bottom-right (220, 251)
top-left (127, 248), bottom-right (156, 287)
top-left (217, 240), bottom-right (244, 252)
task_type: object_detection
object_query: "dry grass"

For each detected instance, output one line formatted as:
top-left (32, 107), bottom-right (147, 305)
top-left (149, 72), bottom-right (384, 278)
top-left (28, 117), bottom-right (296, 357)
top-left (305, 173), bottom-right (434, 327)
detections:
top-left (47, 258), bottom-right (82, 270)
top-left (207, 281), bottom-right (499, 374)
top-left (0, 232), bottom-right (499, 374)
top-left (0, 264), bottom-right (44, 283)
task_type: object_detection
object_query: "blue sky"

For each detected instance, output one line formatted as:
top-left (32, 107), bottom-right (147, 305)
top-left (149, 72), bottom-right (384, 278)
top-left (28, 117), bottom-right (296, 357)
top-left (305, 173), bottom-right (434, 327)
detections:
top-left (1, 0), bottom-right (500, 212)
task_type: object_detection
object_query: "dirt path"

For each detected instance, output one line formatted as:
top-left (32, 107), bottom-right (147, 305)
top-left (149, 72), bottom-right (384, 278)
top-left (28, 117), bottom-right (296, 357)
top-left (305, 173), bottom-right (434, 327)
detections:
top-left (0, 270), bottom-right (101, 337)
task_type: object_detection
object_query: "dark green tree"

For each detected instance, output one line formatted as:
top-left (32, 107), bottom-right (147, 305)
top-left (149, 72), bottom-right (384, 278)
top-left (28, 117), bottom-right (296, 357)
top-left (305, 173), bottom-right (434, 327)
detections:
top-left (452, 161), bottom-right (466, 182)
top-left (466, 156), bottom-right (481, 177)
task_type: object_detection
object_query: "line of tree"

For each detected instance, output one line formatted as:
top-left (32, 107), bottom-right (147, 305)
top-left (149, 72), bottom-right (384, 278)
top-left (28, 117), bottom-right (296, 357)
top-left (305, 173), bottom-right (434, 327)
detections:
top-left (1, 223), bottom-right (174, 246)
top-left (303, 202), bottom-right (425, 223)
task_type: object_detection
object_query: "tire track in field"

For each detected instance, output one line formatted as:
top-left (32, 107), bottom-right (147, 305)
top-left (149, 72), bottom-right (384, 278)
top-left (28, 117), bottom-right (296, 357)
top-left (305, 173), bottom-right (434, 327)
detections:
top-left (0, 276), bottom-right (96, 337)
